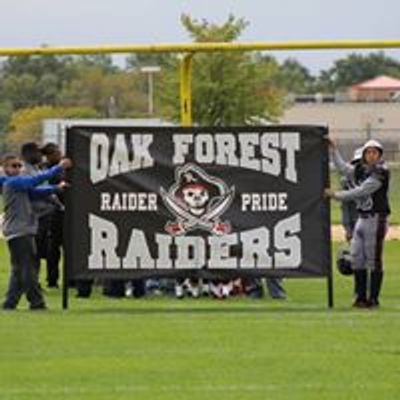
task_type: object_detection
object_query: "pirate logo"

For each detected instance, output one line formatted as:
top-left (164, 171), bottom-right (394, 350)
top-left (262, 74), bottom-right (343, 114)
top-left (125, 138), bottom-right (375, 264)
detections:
top-left (160, 164), bottom-right (235, 236)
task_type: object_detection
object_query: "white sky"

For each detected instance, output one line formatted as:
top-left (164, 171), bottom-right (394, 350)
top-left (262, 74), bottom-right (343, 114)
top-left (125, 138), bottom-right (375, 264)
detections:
top-left (0, 0), bottom-right (399, 73)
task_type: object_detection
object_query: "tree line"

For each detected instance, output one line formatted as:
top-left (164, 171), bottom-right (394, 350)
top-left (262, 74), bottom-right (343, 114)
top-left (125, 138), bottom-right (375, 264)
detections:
top-left (1, 14), bottom-right (400, 147)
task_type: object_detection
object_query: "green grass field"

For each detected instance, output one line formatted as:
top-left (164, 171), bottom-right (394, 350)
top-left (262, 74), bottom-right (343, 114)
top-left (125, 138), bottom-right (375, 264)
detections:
top-left (0, 240), bottom-right (399, 400)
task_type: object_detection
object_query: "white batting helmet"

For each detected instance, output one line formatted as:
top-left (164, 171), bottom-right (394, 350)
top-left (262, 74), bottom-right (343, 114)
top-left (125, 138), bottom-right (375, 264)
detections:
top-left (351, 147), bottom-right (363, 164)
top-left (362, 139), bottom-right (383, 155)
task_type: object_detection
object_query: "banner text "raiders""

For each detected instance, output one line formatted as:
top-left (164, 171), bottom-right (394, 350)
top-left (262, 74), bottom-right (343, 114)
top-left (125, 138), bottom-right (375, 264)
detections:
top-left (88, 213), bottom-right (302, 270)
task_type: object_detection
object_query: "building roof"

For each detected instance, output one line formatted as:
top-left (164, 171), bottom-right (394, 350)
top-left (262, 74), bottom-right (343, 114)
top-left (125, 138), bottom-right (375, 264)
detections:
top-left (352, 75), bottom-right (400, 90)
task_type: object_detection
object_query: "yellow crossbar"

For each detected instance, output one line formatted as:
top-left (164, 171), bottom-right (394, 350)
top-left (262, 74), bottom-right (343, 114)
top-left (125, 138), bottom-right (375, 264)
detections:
top-left (0, 39), bottom-right (400, 56)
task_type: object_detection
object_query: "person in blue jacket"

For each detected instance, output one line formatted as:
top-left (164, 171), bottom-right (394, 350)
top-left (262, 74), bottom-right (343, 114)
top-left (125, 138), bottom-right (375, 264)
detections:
top-left (1, 153), bottom-right (72, 310)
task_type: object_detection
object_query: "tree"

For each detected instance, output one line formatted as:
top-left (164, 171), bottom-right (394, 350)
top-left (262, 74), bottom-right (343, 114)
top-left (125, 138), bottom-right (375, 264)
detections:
top-left (276, 58), bottom-right (315, 94)
top-left (7, 105), bottom-right (99, 145)
top-left (126, 53), bottom-right (177, 71)
top-left (161, 14), bottom-right (285, 125)
top-left (1, 55), bottom-right (74, 79)
top-left (0, 55), bottom-right (76, 107)
top-left (0, 101), bottom-right (13, 151)
top-left (59, 67), bottom-right (148, 117)
top-left (317, 52), bottom-right (400, 92)
top-left (71, 55), bottom-right (118, 73)
top-left (0, 73), bottom-right (37, 109)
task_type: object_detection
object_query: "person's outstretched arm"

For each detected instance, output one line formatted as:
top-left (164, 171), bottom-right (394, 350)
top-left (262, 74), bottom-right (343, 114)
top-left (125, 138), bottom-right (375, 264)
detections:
top-left (328, 137), bottom-right (355, 178)
top-left (331, 176), bottom-right (381, 202)
top-left (29, 185), bottom-right (59, 200)
top-left (7, 159), bottom-right (72, 191)
top-left (29, 181), bottom-right (69, 200)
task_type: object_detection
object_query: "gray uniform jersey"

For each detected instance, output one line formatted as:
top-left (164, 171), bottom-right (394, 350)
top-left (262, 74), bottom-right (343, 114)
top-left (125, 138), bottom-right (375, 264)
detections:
top-left (340, 176), bottom-right (358, 237)
top-left (331, 148), bottom-right (389, 271)
top-left (332, 149), bottom-right (382, 205)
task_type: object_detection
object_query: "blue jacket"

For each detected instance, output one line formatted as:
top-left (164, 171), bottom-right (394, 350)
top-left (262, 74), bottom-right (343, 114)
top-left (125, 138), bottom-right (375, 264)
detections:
top-left (1, 166), bottom-right (63, 240)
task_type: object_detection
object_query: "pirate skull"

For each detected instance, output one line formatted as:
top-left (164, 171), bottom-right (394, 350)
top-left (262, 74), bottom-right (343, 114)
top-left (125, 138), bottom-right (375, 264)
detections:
top-left (182, 184), bottom-right (209, 215)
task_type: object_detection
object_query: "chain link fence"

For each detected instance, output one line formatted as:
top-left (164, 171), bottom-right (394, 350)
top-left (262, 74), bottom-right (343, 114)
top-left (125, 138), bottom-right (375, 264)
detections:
top-left (332, 128), bottom-right (400, 164)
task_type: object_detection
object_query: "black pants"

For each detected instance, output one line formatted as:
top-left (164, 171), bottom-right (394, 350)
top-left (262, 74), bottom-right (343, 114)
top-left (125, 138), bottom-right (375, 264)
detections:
top-left (46, 210), bottom-right (64, 286)
top-left (3, 236), bottom-right (46, 309)
top-left (36, 215), bottom-right (51, 260)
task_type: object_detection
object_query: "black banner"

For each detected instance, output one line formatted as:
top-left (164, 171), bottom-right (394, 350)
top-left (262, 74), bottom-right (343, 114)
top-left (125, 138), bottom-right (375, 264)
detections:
top-left (65, 125), bottom-right (331, 280)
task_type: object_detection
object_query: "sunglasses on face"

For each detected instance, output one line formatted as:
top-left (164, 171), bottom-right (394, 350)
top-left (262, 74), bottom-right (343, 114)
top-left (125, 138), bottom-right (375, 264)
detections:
top-left (10, 163), bottom-right (23, 169)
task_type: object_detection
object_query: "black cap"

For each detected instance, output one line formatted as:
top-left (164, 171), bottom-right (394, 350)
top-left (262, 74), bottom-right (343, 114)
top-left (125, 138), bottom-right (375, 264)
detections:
top-left (40, 142), bottom-right (60, 155)
top-left (21, 142), bottom-right (40, 157)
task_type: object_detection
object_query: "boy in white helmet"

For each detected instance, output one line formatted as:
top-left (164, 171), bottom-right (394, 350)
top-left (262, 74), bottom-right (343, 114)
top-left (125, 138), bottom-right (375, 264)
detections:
top-left (325, 139), bottom-right (390, 308)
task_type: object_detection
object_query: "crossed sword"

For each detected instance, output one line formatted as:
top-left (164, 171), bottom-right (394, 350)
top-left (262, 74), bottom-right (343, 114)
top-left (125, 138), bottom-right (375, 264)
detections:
top-left (160, 187), bottom-right (235, 235)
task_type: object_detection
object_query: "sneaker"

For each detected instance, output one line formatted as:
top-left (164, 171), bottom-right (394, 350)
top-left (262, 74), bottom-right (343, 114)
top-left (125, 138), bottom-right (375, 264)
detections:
top-left (221, 282), bottom-right (233, 299)
top-left (175, 284), bottom-right (185, 299)
top-left (125, 282), bottom-right (133, 297)
top-left (210, 282), bottom-right (223, 299)
top-left (201, 283), bottom-right (210, 297)
top-left (189, 285), bottom-right (201, 298)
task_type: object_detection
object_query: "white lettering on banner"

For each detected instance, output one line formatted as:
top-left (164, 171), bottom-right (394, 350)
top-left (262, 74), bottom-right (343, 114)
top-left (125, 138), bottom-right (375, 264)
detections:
top-left (208, 233), bottom-right (238, 269)
top-left (172, 132), bottom-right (300, 183)
top-left (122, 229), bottom-right (155, 269)
top-left (194, 134), bottom-right (215, 164)
top-left (281, 133), bottom-right (300, 183)
top-left (239, 133), bottom-right (260, 171)
top-left (240, 227), bottom-right (272, 268)
top-left (241, 192), bottom-right (288, 211)
top-left (89, 131), bottom-right (299, 183)
top-left (175, 236), bottom-right (206, 269)
top-left (100, 192), bottom-right (158, 211)
top-left (88, 214), bottom-right (120, 269)
top-left (260, 133), bottom-right (280, 177)
top-left (155, 234), bottom-right (173, 269)
top-left (274, 213), bottom-right (301, 268)
top-left (173, 134), bottom-right (193, 164)
top-left (215, 134), bottom-right (239, 166)
top-left (90, 133), bottom-right (154, 183)
top-left (90, 133), bottom-right (109, 184)
top-left (88, 213), bottom-right (302, 270)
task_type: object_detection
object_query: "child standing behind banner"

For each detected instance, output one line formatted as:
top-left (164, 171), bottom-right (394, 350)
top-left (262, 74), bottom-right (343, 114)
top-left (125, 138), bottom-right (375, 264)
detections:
top-left (1, 154), bottom-right (72, 311)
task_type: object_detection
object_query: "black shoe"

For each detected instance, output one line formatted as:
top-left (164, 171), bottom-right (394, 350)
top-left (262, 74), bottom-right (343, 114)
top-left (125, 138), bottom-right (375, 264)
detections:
top-left (352, 299), bottom-right (369, 309)
top-left (30, 303), bottom-right (47, 311)
top-left (270, 291), bottom-right (286, 300)
top-left (248, 288), bottom-right (265, 299)
top-left (47, 283), bottom-right (59, 289)
top-left (2, 304), bottom-right (16, 311)
top-left (368, 299), bottom-right (380, 308)
top-left (76, 292), bottom-right (91, 298)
